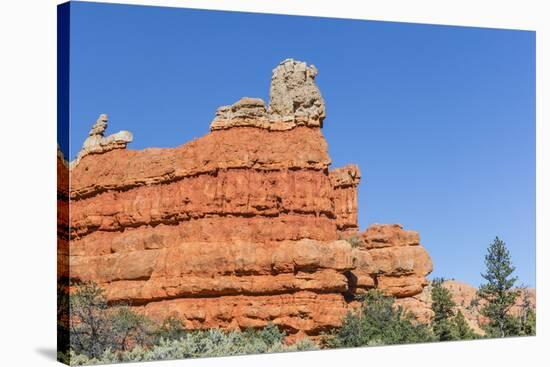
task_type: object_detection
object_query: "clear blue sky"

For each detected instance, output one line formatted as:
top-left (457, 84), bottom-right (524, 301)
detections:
top-left (65, 1), bottom-right (536, 288)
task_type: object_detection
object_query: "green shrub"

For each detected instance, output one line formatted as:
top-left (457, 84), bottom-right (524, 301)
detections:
top-left (68, 282), bottom-right (155, 360)
top-left (57, 280), bottom-right (71, 360)
top-left (452, 310), bottom-right (478, 340)
top-left (110, 306), bottom-right (154, 351)
top-left (346, 236), bottom-right (362, 248)
top-left (69, 282), bottom-right (113, 358)
top-left (516, 288), bottom-right (536, 336)
top-left (67, 326), bottom-right (318, 365)
top-left (152, 315), bottom-right (187, 342)
top-left (65, 282), bottom-right (317, 365)
top-left (522, 308), bottom-right (536, 336)
top-left (324, 290), bottom-right (435, 348)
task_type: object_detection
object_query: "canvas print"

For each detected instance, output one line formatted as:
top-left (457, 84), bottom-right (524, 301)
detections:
top-left (57, 1), bottom-right (536, 365)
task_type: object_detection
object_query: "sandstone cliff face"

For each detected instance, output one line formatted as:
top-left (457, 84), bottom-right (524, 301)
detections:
top-left (352, 224), bottom-right (432, 298)
top-left (330, 165), bottom-right (360, 235)
top-left (58, 147), bottom-right (69, 281)
top-left (65, 59), bottom-right (433, 339)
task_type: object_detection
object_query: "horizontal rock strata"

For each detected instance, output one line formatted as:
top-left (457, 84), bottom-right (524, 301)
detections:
top-left (70, 168), bottom-right (335, 238)
top-left (330, 165), bottom-right (361, 235)
top-left (64, 59), bottom-right (434, 339)
top-left (351, 224), bottom-right (432, 298)
top-left (139, 291), bottom-right (348, 338)
top-left (71, 240), bottom-right (353, 301)
top-left (71, 126), bottom-right (330, 200)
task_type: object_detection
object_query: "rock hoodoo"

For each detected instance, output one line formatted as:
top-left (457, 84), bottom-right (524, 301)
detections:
top-left (268, 59), bottom-right (326, 127)
top-left (71, 114), bottom-right (133, 168)
top-left (61, 59), bottom-right (433, 340)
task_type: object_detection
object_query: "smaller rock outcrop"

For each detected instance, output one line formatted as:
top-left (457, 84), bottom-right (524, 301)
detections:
top-left (210, 59), bottom-right (326, 132)
top-left (71, 114), bottom-right (132, 168)
top-left (210, 98), bottom-right (269, 131)
top-left (360, 223), bottom-right (420, 249)
top-left (268, 59), bottom-right (326, 127)
top-left (351, 224), bottom-right (433, 298)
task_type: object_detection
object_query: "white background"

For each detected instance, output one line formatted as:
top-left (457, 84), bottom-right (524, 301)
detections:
top-left (0, 0), bottom-right (547, 366)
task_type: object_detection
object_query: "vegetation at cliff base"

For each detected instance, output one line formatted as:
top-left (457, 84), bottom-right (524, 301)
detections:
top-left (58, 236), bottom-right (535, 365)
top-left (62, 325), bottom-right (317, 365)
top-left (323, 290), bottom-right (435, 348)
top-left (516, 288), bottom-right (536, 336)
top-left (430, 277), bottom-right (478, 341)
top-left (58, 282), bottom-right (317, 365)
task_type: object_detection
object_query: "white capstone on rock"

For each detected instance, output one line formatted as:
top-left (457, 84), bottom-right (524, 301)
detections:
top-left (71, 114), bottom-right (132, 168)
top-left (209, 59), bottom-right (327, 131)
top-left (268, 59), bottom-right (326, 127)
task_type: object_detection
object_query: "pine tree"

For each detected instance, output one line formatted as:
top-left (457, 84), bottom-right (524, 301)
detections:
top-left (477, 236), bottom-right (519, 338)
top-left (452, 310), bottom-right (477, 340)
top-left (522, 308), bottom-right (536, 336)
top-left (430, 278), bottom-right (457, 341)
top-left (516, 288), bottom-right (536, 336)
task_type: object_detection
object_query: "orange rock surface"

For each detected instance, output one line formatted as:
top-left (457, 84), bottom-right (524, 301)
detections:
top-left (62, 59), bottom-right (434, 338)
top-left (57, 148), bottom-right (69, 281)
top-left (330, 165), bottom-right (361, 235)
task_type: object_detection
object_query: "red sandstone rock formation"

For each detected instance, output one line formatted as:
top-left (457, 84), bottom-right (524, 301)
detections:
top-left (57, 147), bottom-right (69, 281)
top-left (63, 59), bottom-right (433, 339)
top-left (353, 224), bottom-right (432, 298)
